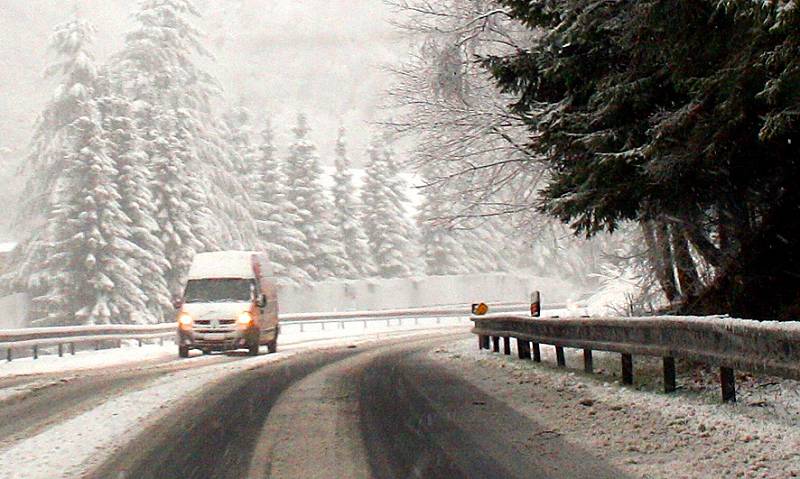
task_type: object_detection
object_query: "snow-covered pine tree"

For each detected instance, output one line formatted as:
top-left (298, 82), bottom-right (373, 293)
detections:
top-left (461, 219), bottom-right (512, 273)
top-left (284, 114), bottom-right (349, 280)
top-left (96, 89), bottom-right (171, 322)
top-left (113, 0), bottom-right (222, 292)
top-left (46, 113), bottom-right (150, 325)
top-left (150, 107), bottom-right (209, 294)
top-left (9, 18), bottom-right (101, 312)
top-left (252, 119), bottom-right (312, 284)
top-left (221, 106), bottom-right (255, 176)
top-left (331, 128), bottom-right (373, 278)
top-left (416, 169), bottom-right (469, 275)
top-left (361, 132), bottom-right (419, 278)
top-left (12, 19), bottom-right (149, 325)
top-left (217, 106), bottom-right (263, 249)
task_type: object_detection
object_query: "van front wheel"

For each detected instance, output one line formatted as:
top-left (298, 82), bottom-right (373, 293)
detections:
top-left (179, 345), bottom-right (189, 358)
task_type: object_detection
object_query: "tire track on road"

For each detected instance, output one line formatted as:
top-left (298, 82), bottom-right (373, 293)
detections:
top-left (357, 348), bottom-right (628, 479)
top-left (89, 347), bottom-right (361, 479)
top-left (0, 353), bottom-right (242, 449)
top-left (90, 331), bottom-right (467, 479)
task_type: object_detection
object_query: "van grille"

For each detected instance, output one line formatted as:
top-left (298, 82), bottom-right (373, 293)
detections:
top-left (195, 319), bottom-right (236, 326)
top-left (194, 318), bottom-right (237, 334)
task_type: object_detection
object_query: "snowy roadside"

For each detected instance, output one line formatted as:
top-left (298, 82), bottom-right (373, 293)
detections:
top-left (0, 316), bottom-right (470, 379)
top-left (0, 324), bottom-right (465, 479)
top-left (428, 338), bottom-right (800, 478)
top-left (0, 343), bottom-right (176, 380)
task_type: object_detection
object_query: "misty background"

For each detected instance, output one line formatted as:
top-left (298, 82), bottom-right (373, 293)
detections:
top-left (0, 0), bottom-right (407, 241)
top-left (0, 0), bottom-right (624, 328)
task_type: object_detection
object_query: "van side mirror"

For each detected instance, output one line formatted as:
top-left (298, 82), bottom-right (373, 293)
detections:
top-left (256, 294), bottom-right (267, 308)
top-left (172, 297), bottom-right (184, 310)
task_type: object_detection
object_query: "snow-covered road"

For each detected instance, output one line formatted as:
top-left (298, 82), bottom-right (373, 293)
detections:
top-left (0, 319), bottom-right (468, 479)
top-left (3, 315), bottom-right (797, 478)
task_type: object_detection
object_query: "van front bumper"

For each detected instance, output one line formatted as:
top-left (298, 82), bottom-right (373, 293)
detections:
top-left (177, 328), bottom-right (258, 350)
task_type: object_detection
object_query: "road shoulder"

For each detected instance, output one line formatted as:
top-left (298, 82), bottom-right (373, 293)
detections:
top-left (427, 338), bottom-right (800, 478)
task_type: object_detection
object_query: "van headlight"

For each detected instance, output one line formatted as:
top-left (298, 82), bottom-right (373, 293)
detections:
top-left (237, 311), bottom-right (254, 326)
top-left (177, 312), bottom-right (194, 329)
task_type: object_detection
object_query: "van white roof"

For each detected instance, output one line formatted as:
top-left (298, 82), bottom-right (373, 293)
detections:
top-left (187, 251), bottom-right (263, 280)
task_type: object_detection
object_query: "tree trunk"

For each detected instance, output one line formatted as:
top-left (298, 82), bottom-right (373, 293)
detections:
top-left (685, 220), bottom-right (723, 268)
top-left (670, 224), bottom-right (701, 298)
top-left (680, 193), bottom-right (800, 321)
top-left (643, 220), bottom-right (679, 303)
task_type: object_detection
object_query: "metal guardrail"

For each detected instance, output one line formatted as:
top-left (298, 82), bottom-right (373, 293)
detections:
top-left (281, 302), bottom-right (544, 322)
top-left (281, 313), bottom-right (470, 332)
top-left (0, 324), bottom-right (176, 361)
top-left (471, 314), bottom-right (800, 403)
top-left (0, 302), bottom-right (546, 362)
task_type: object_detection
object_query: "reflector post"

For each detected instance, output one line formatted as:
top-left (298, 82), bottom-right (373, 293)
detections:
top-left (530, 291), bottom-right (541, 318)
top-left (472, 303), bottom-right (489, 315)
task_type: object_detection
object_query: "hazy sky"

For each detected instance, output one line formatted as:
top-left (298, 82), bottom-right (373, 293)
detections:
top-left (0, 0), bottom-right (410, 167)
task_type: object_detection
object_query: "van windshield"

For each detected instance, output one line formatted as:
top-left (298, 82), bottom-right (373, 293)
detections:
top-left (183, 278), bottom-right (255, 303)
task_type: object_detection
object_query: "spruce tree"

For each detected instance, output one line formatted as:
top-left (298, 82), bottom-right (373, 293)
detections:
top-left (361, 133), bottom-right (419, 278)
top-left (417, 172), bottom-right (469, 276)
top-left (114, 0), bottom-right (217, 292)
top-left (11, 18), bottom-right (101, 314)
top-left (96, 90), bottom-right (171, 322)
top-left (46, 115), bottom-right (148, 325)
top-left (488, 0), bottom-right (800, 318)
top-left (217, 106), bottom-right (262, 249)
top-left (13, 19), bottom-right (149, 325)
top-left (252, 119), bottom-right (312, 284)
top-left (284, 114), bottom-right (349, 280)
top-left (150, 108), bottom-right (209, 294)
top-left (331, 128), bottom-right (373, 278)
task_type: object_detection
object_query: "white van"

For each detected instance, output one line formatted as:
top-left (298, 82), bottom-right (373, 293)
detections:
top-left (174, 251), bottom-right (279, 358)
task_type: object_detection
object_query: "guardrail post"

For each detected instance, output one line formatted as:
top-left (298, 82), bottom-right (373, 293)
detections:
top-left (138, 339), bottom-right (143, 347)
top-left (663, 357), bottom-right (676, 393)
top-left (58, 344), bottom-right (63, 357)
top-left (555, 346), bottom-right (566, 367)
top-left (116, 339), bottom-right (122, 348)
top-left (517, 339), bottom-right (531, 359)
top-left (532, 343), bottom-right (541, 362)
top-left (300, 322), bottom-right (305, 332)
top-left (33, 345), bottom-right (38, 360)
top-left (414, 317), bottom-right (419, 325)
top-left (583, 349), bottom-right (593, 373)
top-left (436, 317), bottom-right (441, 324)
top-left (340, 321), bottom-right (344, 329)
top-left (95, 340), bottom-right (100, 351)
top-left (363, 320), bottom-right (367, 328)
top-left (621, 354), bottom-right (634, 385)
top-left (159, 337), bottom-right (164, 346)
top-left (491, 336), bottom-right (500, 353)
top-left (70, 342), bottom-right (75, 355)
top-left (322, 322), bottom-right (326, 331)
top-left (503, 337), bottom-right (511, 355)
top-left (720, 367), bottom-right (736, 402)
top-left (6, 348), bottom-right (11, 362)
